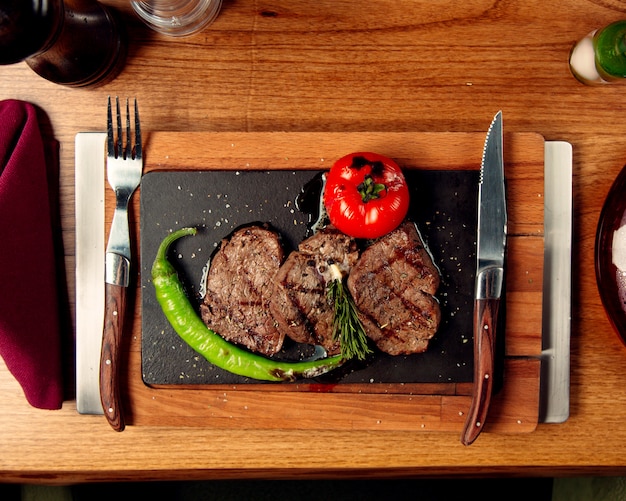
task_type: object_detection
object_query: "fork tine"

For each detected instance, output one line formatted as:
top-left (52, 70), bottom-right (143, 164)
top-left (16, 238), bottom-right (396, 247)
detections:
top-left (107, 96), bottom-right (141, 160)
top-left (106, 96), bottom-right (114, 155)
top-left (115, 96), bottom-right (122, 159)
top-left (134, 99), bottom-right (142, 160)
top-left (124, 98), bottom-right (131, 161)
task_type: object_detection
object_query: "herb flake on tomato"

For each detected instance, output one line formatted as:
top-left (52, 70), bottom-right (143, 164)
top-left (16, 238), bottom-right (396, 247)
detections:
top-left (323, 152), bottom-right (410, 239)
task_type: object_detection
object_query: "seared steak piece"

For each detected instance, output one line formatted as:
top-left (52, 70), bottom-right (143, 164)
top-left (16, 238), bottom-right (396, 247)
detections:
top-left (347, 221), bottom-right (441, 355)
top-left (200, 225), bottom-right (285, 356)
top-left (270, 227), bottom-right (359, 356)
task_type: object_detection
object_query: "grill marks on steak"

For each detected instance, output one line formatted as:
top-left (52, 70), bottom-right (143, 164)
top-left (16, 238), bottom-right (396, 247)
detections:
top-left (199, 225), bottom-right (285, 356)
top-left (200, 221), bottom-right (441, 358)
top-left (347, 221), bottom-right (441, 355)
top-left (269, 228), bottom-right (359, 356)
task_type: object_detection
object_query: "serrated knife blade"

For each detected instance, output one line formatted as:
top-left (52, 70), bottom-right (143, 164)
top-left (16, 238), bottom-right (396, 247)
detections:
top-left (461, 111), bottom-right (507, 445)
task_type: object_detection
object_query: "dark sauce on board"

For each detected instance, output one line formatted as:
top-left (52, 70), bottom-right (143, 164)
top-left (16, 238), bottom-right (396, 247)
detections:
top-left (296, 171), bottom-right (330, 236)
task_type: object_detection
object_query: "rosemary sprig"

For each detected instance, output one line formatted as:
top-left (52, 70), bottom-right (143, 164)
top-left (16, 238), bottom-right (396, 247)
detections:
top-left (327, 264), bottom-right (372, 361)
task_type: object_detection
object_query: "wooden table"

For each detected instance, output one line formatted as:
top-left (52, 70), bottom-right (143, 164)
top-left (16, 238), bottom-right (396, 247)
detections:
top-left (1, 0), bottom-right (626, 483)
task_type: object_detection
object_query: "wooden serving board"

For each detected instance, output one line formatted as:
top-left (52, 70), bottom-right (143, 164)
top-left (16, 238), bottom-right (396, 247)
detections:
top-left (115, 132), bottom-right (544, 434)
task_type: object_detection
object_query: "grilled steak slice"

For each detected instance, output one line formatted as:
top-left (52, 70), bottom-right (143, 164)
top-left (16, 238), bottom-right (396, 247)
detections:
top-left (347, 221), bottom-right (441, 355)
top-left (199, 225), bottom-right (285, 356)
top-left (270, 227), bottom-right (359, 356)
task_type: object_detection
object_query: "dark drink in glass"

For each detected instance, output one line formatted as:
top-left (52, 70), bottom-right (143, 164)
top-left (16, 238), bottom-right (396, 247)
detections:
top-left (0, 0), bottom-right (126, 87)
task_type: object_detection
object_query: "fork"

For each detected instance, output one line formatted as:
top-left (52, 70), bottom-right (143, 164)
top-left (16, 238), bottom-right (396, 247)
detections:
top-left (100, 96), bottom-right (142, 432)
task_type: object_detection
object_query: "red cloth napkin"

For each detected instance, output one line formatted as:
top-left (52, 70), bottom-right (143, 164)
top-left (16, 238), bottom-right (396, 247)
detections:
top-left (0, 99), bottom-right (63, 409)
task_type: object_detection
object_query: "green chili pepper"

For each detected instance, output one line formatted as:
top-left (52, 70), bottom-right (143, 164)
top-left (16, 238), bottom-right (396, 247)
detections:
top-left (151, 227), bottom-right (345, 382)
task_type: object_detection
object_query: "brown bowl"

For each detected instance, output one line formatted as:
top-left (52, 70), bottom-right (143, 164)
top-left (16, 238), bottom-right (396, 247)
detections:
top-left (595, 163), bottom-right (626, 346)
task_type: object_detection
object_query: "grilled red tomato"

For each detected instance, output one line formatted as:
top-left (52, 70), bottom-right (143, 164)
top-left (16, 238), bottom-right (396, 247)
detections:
top-left (323, 152), bottom-right (410, 239)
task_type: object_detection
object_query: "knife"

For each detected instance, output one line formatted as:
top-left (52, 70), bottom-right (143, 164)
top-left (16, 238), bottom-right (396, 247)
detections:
top-left (461, 111), bottom-right (507, 446)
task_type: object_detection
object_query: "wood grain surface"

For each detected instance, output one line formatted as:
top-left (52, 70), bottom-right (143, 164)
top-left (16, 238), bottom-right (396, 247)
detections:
top-left (119, 131), bottom-right (543, 434)
top-left (1, 0), bottom-right (626, 483)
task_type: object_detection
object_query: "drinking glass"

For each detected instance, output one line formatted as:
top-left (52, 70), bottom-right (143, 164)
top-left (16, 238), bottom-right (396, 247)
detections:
top-left (0, 0), bottom-right (126, 87)
top-left (130, 0), bottom-right (222, 37)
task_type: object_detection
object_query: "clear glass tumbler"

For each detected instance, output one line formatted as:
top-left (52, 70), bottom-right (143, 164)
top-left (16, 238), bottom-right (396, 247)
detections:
top-left (131, 0), bottom-right (222, 37)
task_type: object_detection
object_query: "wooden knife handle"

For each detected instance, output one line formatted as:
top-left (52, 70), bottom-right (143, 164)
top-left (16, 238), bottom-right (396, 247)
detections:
top-left (460, 297), bottom-right (499, 446)
top-left (100, 282), bottom-right (126, 432)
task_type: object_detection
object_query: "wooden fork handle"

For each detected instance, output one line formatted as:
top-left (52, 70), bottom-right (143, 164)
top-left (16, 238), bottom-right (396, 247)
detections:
top-left (100, 282), bottom-right (126, 432)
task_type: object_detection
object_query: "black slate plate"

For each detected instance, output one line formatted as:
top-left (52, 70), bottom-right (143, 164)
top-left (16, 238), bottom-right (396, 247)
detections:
top-left (140, 169), bottom-right (478, 386)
